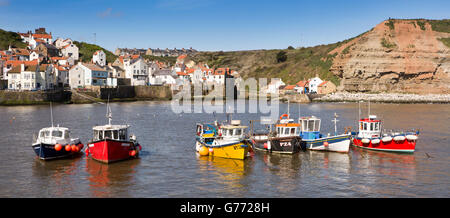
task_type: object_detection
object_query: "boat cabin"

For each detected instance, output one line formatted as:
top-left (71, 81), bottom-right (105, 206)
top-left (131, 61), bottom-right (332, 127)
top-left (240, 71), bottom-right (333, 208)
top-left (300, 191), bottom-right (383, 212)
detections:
top-left (357, 115), bottom-right (381, 138)
top-left (298, 116), bottom-right (321, 140)
top-left (218, 120), bottom-right (247, 141)
top-left (37, 126), bottom-right (71, 144)
top-left (275, 115), bottom-right (300, 137)
top-left (93, 125), bottom-right (130, 142)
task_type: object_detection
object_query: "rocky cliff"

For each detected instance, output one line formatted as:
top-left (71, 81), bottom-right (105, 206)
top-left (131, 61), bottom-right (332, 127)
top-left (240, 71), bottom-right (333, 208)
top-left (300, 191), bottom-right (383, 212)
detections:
top-left (329, 19), bottom-right (450, 94)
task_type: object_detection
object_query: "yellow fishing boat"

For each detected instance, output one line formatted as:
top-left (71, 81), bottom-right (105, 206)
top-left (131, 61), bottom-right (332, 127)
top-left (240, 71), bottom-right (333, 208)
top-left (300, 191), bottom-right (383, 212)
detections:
top-left (196, 120), bottom-right (250, 160)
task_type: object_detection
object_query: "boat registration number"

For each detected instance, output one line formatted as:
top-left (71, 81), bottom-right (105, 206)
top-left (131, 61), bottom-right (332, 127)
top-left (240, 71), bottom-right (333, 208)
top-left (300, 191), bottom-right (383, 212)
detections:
top-left (280, 142), bottom-right (292, 147)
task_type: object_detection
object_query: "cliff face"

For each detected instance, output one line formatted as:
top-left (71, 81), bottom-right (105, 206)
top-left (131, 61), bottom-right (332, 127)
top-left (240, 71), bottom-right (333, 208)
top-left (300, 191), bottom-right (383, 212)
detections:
top-left (329, 19), bottom-right (450, 94)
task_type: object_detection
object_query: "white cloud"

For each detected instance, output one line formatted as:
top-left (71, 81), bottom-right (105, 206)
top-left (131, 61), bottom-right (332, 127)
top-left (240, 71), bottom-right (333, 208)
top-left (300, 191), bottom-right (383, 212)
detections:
top-left (97, 8), bottom-right (122, 18)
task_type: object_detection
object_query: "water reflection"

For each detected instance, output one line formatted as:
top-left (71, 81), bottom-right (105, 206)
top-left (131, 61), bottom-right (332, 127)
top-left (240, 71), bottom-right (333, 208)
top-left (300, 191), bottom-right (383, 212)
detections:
top-left (196, 154), bottom-right (249, 196)
top-left (85, 158), bottom-right (140, 197)
top-left (259, 153), bottom-right (302, 194)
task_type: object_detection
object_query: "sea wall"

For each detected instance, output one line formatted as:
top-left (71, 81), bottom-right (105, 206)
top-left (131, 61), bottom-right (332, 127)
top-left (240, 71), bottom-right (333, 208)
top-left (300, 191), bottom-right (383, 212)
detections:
top-left (0, 90), bottom-right (71, 106)
top-left (314, 92), bottom-right (450, 103)
top-left (99, 85), bottom-right (172, 100)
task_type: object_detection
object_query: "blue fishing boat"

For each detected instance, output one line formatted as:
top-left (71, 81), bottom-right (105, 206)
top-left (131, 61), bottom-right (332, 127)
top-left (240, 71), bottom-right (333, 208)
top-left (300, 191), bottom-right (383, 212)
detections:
top-left (299, 113), bottom-right (351, 153)
top-left (31, 102), bottom-right (83, 160)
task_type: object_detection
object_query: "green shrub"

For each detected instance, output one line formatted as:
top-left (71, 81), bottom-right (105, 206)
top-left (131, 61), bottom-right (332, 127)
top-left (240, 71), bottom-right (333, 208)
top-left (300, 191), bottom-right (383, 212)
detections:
top-left (429, 19), bottom-right (450, 33)
top-left (417, 21), bottom-right (426, 30)
top-left (276, 51), bottom-right (287, 63)
top-left (381, 38), bottom-right (396, 48)
top-left (385, 20), bottom-right (395, 30)
top-left (438, 37), bottom-right (450, 48)
top-left (73, 41), bottom-right (117, 64)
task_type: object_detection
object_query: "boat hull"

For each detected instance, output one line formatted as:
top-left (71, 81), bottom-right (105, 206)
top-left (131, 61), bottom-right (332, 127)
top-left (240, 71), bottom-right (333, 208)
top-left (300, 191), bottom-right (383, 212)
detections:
top-left (352, 136), bottom-right (417, 153)
top-left (87, 139), bottom-right (139, 163)
top-left (253, 136), bottom-right (303, 154)
top-left (198, 140), bottom-right (249, 160)
top-left (303, 134), bottom-right (351, 153)
top-left (32, 142), bottom-right (82, 160)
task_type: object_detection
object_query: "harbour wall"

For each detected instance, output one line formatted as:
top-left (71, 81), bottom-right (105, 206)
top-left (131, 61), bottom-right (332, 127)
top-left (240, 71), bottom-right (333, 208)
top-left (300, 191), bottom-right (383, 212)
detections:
top-left (0, 89), bottom-right (71, 106)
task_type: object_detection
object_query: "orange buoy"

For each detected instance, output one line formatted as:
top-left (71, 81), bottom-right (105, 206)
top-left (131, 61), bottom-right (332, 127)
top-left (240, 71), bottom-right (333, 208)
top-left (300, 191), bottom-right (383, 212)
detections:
top-left (71, 145), bottom-right (77, 152)
top-left (199, 146), bottom-right (209, 156)
top-left (324, 141), bottom-right (329, 147)
top-left (65, 145), bottom-right (72, 152)
top-left (130, 150), bottom-right (137, 156)
top-left (54, 144), bottom-right (62, 151)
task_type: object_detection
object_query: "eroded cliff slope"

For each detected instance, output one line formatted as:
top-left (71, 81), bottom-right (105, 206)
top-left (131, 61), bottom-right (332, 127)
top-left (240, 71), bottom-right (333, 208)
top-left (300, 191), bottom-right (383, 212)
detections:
top-left (329, 19), bottom-right (450, 94)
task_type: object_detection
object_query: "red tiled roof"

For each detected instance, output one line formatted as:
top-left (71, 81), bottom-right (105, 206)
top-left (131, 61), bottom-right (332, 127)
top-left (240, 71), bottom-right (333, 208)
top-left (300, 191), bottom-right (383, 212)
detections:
top-left (177, 71), bottom-right (189, 76)
top-left (296, 80), bottom-right (308, 87)
top-left (318, 81), bottom-right (328, 87)
top-left (284, 85), bottom-right (296, 90)
top-left (177, 54), bottom-right (187, 60)
top-left (51, 57), bottom-right (68, 60)
top-left (33, 34), bottom-right (52, 39)
top-left (5, 60), bottom-right (38, 68)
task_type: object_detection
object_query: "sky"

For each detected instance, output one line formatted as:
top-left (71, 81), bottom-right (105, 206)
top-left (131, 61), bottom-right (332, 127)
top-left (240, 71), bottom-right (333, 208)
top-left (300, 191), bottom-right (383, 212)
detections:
top-left (0, 0), bottom-right (449, 52)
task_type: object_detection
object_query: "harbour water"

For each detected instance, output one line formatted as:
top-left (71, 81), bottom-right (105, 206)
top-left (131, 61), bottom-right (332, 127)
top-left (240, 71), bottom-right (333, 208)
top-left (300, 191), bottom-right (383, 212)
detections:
top-left (0, 101), bottom-right (449, 197)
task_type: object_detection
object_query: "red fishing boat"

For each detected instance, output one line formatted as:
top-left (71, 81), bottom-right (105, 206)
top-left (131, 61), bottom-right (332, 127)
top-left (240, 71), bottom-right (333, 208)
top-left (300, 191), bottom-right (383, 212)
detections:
top-left (351, 115), bottom-right (419, 153)
top-left (86, 103), bottom-right (141, 163)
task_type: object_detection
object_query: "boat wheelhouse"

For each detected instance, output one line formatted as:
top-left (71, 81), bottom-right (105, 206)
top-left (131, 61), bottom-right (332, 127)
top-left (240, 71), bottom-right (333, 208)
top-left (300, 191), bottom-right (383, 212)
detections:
top-left (32, 126), bottom-right (83, 160)
top-left (252, 114), bottom-right (303, 154)
top-left (351, 115), bottom-right (419, 153)
top-left (86, 103), bottom-right (141, 163)
top-left (299, 114), bottom-right (351, 153)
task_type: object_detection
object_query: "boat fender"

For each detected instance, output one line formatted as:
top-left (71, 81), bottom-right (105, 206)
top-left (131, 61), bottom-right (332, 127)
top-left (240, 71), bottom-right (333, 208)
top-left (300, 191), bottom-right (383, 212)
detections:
top-left (138, 144), bottom-right (142, 151)
top-left (324, 141), bottom-right (329, 148)
top-left (71, 145), bottom-right (78, 153)
top-left (382, 136), bottom-right (392, 143)
top-left (406, 135), bottom-right (418, 141)
top-left (208, 148), bottom-right (214, 154)
top-left (130, 150), bottom-right (137, 157)
top-left (394, 136), bottom-right (406, 142)
top-left (371, 139), bottom-right (380, 144)
top-left (54, 144), bottom-right (62, 151)
top-left (65, 145), bottom-right (72, 152)
top-left (361, 138), bottom-right (370, 144)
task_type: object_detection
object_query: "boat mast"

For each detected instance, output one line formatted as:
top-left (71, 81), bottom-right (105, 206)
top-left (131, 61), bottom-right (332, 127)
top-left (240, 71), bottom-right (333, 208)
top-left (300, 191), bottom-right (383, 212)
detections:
top-left (332, 113), bottom-right (339, 136)
top-left (287, 99), bottom-right (290, 118)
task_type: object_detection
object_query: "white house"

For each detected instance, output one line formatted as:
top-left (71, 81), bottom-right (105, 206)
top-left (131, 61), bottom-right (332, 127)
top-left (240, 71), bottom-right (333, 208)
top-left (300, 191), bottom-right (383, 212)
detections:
top-left (266, 78), bottom-right (285, 94)
top-left (123, 58), bottom-right (148, 86)
top-left (308, 76), bottom-right (323, 93)
top-left (54, 38), bottom-right (73, 49)
top-left (150, 69), bottom-right (177, 85)
top-left (7, 64), bottom-right (53, 90)
top-left (61, 43), bottom-right (79, 60)
top-left (68, 62), bottom-right (108, 88)
top-left (92, 50), bottom-right (106, 67)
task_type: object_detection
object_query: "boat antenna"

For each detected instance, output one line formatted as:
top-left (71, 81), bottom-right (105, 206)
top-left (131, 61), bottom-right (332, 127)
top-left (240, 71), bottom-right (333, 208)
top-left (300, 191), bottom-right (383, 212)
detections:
top-left (50, 101), bottom-right (54, 128)
top-left (287, 99), bottom-right (290, 118)
top-left (106, 94), bottom-right (112, 126)
top-left (368, 99), bottom-right (371, 117)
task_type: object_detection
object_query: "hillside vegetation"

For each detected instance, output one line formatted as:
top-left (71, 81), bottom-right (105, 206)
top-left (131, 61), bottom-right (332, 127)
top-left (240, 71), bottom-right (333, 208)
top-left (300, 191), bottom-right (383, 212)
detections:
top-left (73, 41), bottom-right (117, 64)
top-left (0, 29), bottom-right (27, 50)
top-left (190, 42), bottom-right (349, 86)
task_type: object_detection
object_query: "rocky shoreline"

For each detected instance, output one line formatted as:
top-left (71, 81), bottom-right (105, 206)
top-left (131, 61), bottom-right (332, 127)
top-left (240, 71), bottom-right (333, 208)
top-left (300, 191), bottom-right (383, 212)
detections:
top-left (314, 92), bottom-right (450, 104)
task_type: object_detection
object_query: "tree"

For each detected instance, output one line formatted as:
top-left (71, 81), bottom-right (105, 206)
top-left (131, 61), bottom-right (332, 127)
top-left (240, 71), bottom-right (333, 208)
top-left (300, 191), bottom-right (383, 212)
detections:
top-left (276, 51), bottom-right (287, 63)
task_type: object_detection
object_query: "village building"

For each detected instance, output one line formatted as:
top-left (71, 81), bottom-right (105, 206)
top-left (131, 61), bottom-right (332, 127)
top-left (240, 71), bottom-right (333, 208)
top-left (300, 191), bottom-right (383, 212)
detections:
top-left (295, 80), bottom-right (309, 94)
top-left (149, 69), bottom-right (177, 86)
top-left (36, 43), bottom-right (59, 58)
top-left (7, 63), bottom-right (53, 91)
top-left (122, 57), bottom-right (148, 86)
top-left (266, 78), bottom-right (285, 94)
top-left (308, 75), bottom-right (324, 94)
top-left (60, 43), bottom-right (79, 60)
top-left (68, 62), bottom-right (109, 88)
top-left (92, 50), bottom-right (106, 66)
top-left (317, 81), bottom-right (337, 94)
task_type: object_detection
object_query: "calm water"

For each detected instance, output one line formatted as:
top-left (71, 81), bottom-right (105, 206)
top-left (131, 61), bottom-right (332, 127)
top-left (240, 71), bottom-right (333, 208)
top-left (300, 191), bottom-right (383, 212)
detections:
top-left (0, 101), bottom-right (449, 197)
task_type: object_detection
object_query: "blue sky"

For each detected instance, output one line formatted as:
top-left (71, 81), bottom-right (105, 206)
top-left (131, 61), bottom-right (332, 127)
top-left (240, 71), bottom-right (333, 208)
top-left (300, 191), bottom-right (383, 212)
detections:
top-left (0, 0), bottom-right (449, 51)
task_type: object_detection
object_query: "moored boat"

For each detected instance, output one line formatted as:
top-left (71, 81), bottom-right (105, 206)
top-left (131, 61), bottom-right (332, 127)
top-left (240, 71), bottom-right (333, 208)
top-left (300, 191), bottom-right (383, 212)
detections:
top-left (299, 114), bottom-right (351, 153)
top-left (251, 114), bottom-right (303, 154)
top-left (351, 115), bottom-right (419, 153)
top-left (32, 102), bottom-right (83, 160)
top-left (196, 117), bottom-right (250, 160)
top-left (86, 103), bottom-right (141, 163)
top-left (32, 126), bottom-right (83, 160)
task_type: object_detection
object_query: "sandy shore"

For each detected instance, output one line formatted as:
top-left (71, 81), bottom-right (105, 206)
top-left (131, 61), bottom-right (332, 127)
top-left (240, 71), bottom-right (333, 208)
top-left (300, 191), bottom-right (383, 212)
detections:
top-left (313, 92), bottom-right (450, 103)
